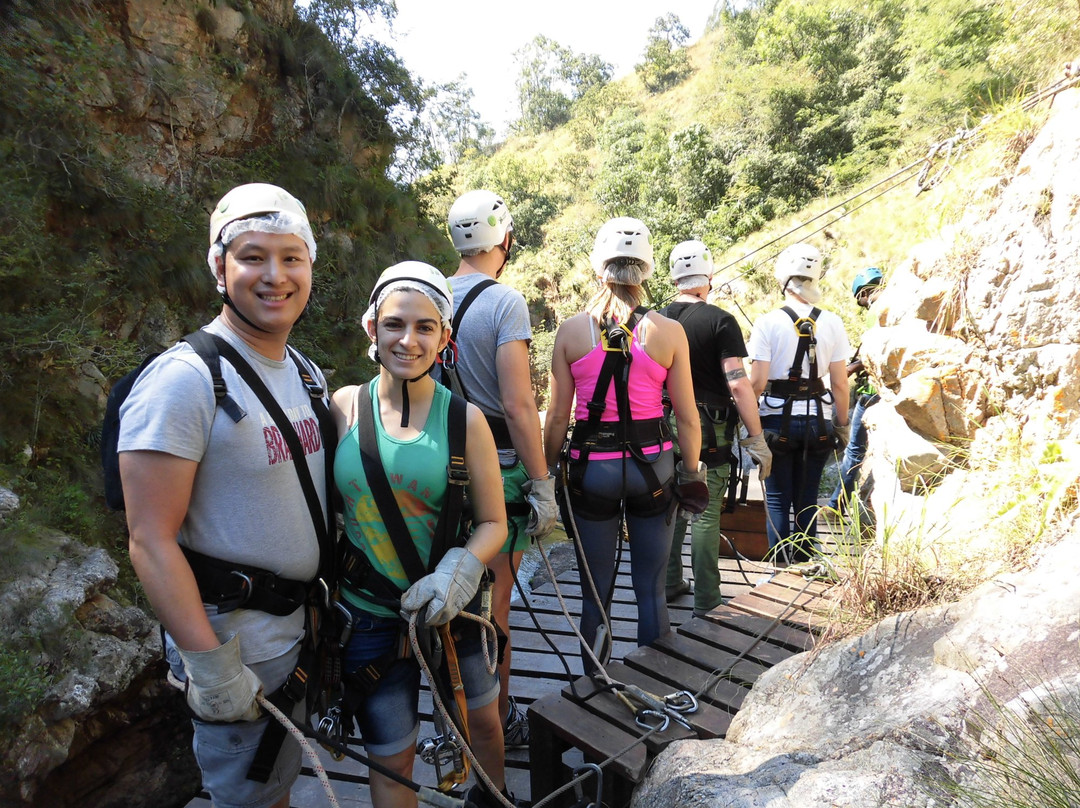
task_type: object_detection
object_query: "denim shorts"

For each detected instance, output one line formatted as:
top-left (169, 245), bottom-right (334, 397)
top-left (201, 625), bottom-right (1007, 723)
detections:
top-left (343, 605), bottom-right (500, 757)
top-left (165, 639), bottom-right (303, 808)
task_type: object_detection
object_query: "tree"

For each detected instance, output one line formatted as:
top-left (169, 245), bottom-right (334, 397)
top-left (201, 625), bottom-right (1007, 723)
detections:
top-left (513, 35), bottom-right (612, 134)
top-left (423, 78), bottom-right (494, 165)
top-left (636, 13), bottom-right (692, 93)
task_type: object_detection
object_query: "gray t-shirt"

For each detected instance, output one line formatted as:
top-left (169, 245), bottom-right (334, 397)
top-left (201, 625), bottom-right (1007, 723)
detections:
top-left (118, 318), bottom-right (327, 663)
top-left (448, 273), bottom-right (532, 418)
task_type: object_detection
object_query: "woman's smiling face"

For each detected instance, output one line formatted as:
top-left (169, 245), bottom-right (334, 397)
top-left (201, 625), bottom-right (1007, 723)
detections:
top-left (368, 289), bottom-right (451, 380)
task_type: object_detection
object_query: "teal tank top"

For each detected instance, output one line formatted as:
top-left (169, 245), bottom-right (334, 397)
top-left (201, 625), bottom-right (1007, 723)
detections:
top-left (334, 380), bottom-right (452, 617)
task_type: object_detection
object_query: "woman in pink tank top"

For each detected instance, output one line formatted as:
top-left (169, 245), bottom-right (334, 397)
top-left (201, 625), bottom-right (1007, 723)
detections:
top-left (543, 218), bottom-right (703, 666)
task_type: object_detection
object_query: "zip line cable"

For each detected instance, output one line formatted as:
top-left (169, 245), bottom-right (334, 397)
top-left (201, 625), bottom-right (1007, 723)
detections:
top-left (709, 67), bottom-right (1080, 303)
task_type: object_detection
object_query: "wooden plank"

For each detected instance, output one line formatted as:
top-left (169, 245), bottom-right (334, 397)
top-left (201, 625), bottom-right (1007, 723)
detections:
top-left (621, 646), bottom-right (750, 714)
top-left (565, 662), bottom-right (732, 740)
top-left (677, 616), bottom-right (803, 668)
top-left (528, 695), bottom-right (648, 786)
top-left (727, 590), bottom-right (830, 633)
top-left (650, 631), bottom-right (770, 686)
top-left (690, 604), bottom-right (815, 652)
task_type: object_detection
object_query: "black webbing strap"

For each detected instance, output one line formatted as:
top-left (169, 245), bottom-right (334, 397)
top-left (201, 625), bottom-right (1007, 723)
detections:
top-left (430, 393), bottom-right (469, 565)
top-left (355, 382), bottom-right (429, 584)
top-left (181, 547), bottom-right (308, 616)
top-left (442, 278), bottom-right (498, 402)
top-left (287, 345), bottom-right (338, 584)
top-left (210, 337), bottom-right (332, 564)
top-left (764, 307), bottom-right (831, 454)
top-left (182, 330), bottom-right (246, 423)
top-left (204, 337), bottom-right (335, 783)
top-left (568, 308), bottom-right (666, 505)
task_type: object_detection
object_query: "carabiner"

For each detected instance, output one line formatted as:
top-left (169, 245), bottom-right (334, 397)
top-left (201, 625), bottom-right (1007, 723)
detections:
top-left (665, 690), bottom-right (698, 715)
top-left (634, 709), bottom-right (670, 733)
top-left (571, 762), bottom-right (603, 808)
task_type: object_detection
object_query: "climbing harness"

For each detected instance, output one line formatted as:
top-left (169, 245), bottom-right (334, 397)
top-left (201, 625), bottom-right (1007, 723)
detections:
top-left (334, 381), bottom-right (501, 795)
top-left (761, 306), bottom-right (836, 457)
top-left (565, 307), bottom-right (672, 519)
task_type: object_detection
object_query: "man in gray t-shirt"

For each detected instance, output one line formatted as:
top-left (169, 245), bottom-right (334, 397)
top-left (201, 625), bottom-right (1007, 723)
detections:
top-left (119, 183), bottom-right (328, 808)
top-left (445, 189), bottom-right (557, 751)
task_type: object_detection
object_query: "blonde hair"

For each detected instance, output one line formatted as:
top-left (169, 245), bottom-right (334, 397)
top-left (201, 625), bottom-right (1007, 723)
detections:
top-left (585, 279), bottom-right (644, 324)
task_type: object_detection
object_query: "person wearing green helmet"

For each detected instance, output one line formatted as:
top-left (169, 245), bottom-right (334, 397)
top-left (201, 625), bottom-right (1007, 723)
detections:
top-left (827, 267), bottom-right (885, 515)
top-left (119, 183), bottom-right (329, 808)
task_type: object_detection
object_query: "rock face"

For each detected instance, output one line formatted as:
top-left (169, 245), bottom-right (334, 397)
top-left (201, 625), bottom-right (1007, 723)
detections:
top-left (634, 524), bottom-right (1080, 808)
top-left (0, 530), bottom-right (198, 807)
top-left (633, 85), bottom-right (1080, 808)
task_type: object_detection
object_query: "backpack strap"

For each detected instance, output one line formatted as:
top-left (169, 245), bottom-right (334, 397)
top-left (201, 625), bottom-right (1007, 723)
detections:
top-left (441, 278), bottom-right (498, 403)
top-left (429, 392), bottom-right (469, 566)
top-left (209, 336), bottom-right (333, 581)
top-left (354, 382), bottom-right (429, 584)
top-left (182, 330), bottom-right (247, 423)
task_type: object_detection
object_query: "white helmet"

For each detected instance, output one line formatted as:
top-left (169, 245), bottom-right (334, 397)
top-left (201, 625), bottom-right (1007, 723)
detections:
top-left (669, 239), bottom-right (714, 281)
top-left (364, 261), bottom-right (454, 332)
top-left (447, 190), bottom-right (513, 253)
top-left (774, 243), bottom-right (822, 285)
top-left (209, 183), bottom-right (311, 247)
top-left (590, 217), bottom-right (654, 278)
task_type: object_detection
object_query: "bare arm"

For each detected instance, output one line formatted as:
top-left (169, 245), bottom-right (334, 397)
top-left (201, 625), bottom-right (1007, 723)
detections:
top-left (122, 450), bottom-right (218, 652)
top-left (723, 357), bottom-right (763, 435)
top-left (543, 325), bottom-right (575, 469)
top-left (463, 404), bottom-right (508, 565)
top-left (495, 339), bottom-right (547, 479)
top-left (750, 359), bottom-right (771, 398)
top-left (829, 359), bottom-right (850, 426)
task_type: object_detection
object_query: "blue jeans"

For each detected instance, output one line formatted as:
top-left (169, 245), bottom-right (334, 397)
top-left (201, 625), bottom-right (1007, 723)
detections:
top-left (760, 414), bottom-right (833, 553)
top-left (828, 394), bottom-right (879, 509)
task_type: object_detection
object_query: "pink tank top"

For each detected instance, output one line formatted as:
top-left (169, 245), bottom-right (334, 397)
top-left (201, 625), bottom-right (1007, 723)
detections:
top-left (570, 318), bottom-right (671, 460)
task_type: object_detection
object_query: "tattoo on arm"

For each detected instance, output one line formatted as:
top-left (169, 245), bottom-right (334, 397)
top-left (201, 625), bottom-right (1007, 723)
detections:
top-left (725, 367), bottom-right (747, 382)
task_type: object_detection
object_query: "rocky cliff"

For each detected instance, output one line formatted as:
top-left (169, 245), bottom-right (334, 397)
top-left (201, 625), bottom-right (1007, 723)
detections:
top-left (0, 1), bottom-right (388, 805)
top-left (634, 82), bottom-right (1080, 807)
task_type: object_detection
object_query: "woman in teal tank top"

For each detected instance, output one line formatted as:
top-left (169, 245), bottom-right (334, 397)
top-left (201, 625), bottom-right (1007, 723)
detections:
top-left (329, 262), bottom-right (511, 808)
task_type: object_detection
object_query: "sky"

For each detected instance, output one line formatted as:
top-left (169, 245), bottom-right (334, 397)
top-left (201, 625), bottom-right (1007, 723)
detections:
top-left (369, 1), bottom-right (714, 138)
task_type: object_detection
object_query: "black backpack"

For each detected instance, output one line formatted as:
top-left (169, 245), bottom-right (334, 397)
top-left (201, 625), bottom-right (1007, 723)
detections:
top-left (101, 330), bottom-right (245, 511)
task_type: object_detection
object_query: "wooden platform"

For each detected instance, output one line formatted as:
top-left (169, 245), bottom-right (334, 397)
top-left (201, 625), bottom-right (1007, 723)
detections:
top-left (184, 499), bottom-right (842, 808)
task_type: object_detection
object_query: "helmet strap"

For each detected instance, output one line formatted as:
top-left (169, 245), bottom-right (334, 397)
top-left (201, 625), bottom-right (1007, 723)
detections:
top-left (219, 248), bottom-right (306, 334)
top-left (372, 320), bottom-right (437, 428)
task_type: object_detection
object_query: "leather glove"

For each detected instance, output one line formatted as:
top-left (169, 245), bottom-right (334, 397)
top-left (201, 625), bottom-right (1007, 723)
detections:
top-left (177, 634), bottom-right (263, 723)
top-left (675, 460), bottom-right (709, 524)
top-left (834, 422), bottom-right (851, 453)
top-left (400, 547), bottom-right (486, 625)
top-left (739, 432), bottom-right (773, 481)
top-left (522, 474), bottom-right (558, 538)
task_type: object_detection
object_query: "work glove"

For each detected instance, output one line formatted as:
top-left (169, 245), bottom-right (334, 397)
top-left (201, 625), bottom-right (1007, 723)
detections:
top-left (400, 547), bottom-right (486, 626)
top-left (834, 422), bottom-right (851, 454)
top-left (176, 634), bottom-right (263, 723)
top-left (739, 432), bottom-right (773, 481)
top-left (522, 474), bottom-right (558, 538)
top-left (675, 460), bottom-right (709, 524)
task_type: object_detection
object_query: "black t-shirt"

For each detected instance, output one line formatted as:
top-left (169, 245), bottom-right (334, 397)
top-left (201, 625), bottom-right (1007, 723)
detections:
top-left (661, 301), bottom-right (748, 407)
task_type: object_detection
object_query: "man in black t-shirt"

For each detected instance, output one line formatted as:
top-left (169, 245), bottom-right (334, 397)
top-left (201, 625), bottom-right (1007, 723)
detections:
top-left (661, 240), bottom-right (772, 616)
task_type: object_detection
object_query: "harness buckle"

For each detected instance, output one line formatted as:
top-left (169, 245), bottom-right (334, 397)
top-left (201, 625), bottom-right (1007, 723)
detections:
top-left (215, 570), bottom-right (253, 613)
top-left (446, 460), bottom-right (469, 486)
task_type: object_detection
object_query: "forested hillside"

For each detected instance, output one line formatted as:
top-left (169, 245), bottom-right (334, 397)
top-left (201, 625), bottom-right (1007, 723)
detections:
top-left (0, 0), bottom-right (1077, 620)
top-left (419, 0), bottom-right (1078, 395)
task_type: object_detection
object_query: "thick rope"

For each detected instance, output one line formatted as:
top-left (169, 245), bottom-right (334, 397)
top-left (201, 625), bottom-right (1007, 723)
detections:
top-left (164, 670), bottom-right (342, 808)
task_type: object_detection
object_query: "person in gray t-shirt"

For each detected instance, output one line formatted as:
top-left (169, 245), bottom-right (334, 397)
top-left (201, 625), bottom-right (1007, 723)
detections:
top-left (119, 183), bottom-right (328, 808)
top-left (446, 189), bottom-right (557, 748)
